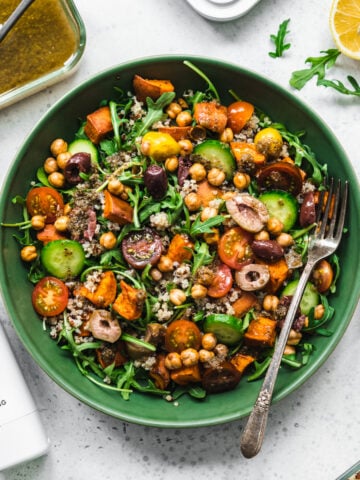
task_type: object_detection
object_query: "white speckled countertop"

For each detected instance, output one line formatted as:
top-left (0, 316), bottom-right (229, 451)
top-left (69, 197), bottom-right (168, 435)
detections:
top-left (1, 0), bottom-right (360, 478)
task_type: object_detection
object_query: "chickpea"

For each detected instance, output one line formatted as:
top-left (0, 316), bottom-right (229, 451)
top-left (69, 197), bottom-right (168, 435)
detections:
top-left (184, 192), bottom-right (202, 211)
top-left (50, 138), bottom-right (68, 157)
top-left (191, 283), bottom-right (208, 299)
top-left (64, 203), bottom-right (72, 215)
top-left (201, 332), bottom-right (217, 351)
top-left (199, 349), bottom-right (215, 363)
top-left (56, 151), bottom-right (72, 170)
top-left (120, 186), bottom-right (132, 201)
top-left (99, 231), bottom-right (117, 249)
top-left (166, 102), bottom-right (182, 119)
top-left (222, 191), bottom-right (236, 201)
top-left (20, 245), bottom-right (37, 262)
top-left (207, 168), bottom-right (226, 186)
top-left (180, 348), bottom-right (199, 367)
top-left (284, 345), bottom-right (296, 356)
top-left (157, 255), bottom-right (174, 272)
top-left (267, 217), bottom-right (284, 235)
top-left (189, 163), bottom-right (207, 182)
top-left (219, 127), bottom-right (234, 143)
top-left (43, 156), bottom-right (58, 174)
top-left (203, 228), bottom-right (220, 245)
top-left (31, 215), bottom-right (46, 231)
top-left (164, 352), bottom-right (182, 370)
top-left (178, 139), bottom-right (193, 156)
top-left (314, 304), bottom-right (325, 319)
top-left (262, 294), bottom-right (279, 312)
top-left (149, 268), bottom-right (163, 282)
top-left (169, 288), bottom-right (187, 306)
top-left (108, 178), bottom-right (124, 196)
top-left (164, 156), bottom-right (179, 172)
top-left (287, 329), bottom-right (302, 346)
top-left (200, 206), bottom-right (218, 222)
top-left (214, 343), bottom-right (229, 358)
top-left (176, 110), bottom-right (192, 127)
top-left (178, 97), bottom-right (188, 109)
top-left (233, 171), bottom-right (250, 190)
top-left (276, 232), bottom-right (294, 247)
top-left (54, 215), bottom-right (70, 232)
top-left (48, 171), bottom-right (65, 188)
top-left (254, 230), bottom-right (270, 241)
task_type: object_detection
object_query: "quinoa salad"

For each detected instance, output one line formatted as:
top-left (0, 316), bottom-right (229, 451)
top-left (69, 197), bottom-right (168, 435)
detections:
top-left (2, 62), bottom-right (342, 401)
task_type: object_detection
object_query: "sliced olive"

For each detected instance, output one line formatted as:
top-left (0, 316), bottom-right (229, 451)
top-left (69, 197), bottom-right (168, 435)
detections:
top-left (235, 264), bottom-right (270, 291)
top-left (226, 194), bottom-right (269, 233)
top-left (202, 361), bottom-right (242, 393)
top-left (122, 228), bottom-right (162, 269)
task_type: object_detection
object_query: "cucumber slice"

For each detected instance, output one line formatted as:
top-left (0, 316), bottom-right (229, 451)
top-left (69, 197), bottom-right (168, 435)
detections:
top-left (203, 313), bottom-right (244, 345)
top-left (281, 279), bottom-right (319, 315)
top-left (41, 239), bottom-right (85, 280)
top-left (193, 140), bottom-right (236, 180)
top-left (259, 190), bottom-right (298, 232)
top-left (68, 138), bottom-right (99, 164)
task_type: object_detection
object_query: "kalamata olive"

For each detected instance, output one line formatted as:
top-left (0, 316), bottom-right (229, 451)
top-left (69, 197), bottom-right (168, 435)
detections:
top-left (125, 323), bottom-right (166, 359)
top-left (177, 156), bottom-right (192, 187)
top-left (64, 152), bottom-right (91, 185)
top-left (88, 309), bottom-right (121, 343)
top-left (143, 164), bottom-right (168, 200)
top-left (235, 263), bottom-right (270, 291)
top-left (122, 228), bottom-right (163, 269)
top-left (226, 194), bottom-right (269, 233)
top-left (202, 361), bottom-right (242, 393)
top-left (312, 259), bottom-right (334, 293)
top-left (252, 240), bottom-right (284, 263)
top-left (299, 191), bottom-right (316, 227)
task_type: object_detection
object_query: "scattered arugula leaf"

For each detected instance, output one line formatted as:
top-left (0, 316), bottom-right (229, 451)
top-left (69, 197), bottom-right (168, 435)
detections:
top-left (269, 19), bottom-right (291, 58)
top-left (192, 241), bottom-right (215, 275)
top-left (317, 75), bottom-right (360, 97)
top-left (136, 92), bottom-right (176, 138)
top-left (290, 49), bottom-right (341, 90)
top-left (188, 214), bottom-right (224, 237)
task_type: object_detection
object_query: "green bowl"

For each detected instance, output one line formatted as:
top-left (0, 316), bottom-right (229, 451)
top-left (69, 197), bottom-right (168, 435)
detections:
top-left (1, 56), bottom-right (359, 428)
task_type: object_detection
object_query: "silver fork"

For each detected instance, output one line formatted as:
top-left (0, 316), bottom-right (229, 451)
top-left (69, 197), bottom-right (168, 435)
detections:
top-left (240, 178), bottom-right (349, 459)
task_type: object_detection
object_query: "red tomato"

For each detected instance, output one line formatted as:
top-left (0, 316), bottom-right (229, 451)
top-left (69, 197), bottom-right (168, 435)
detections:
top-left (32, 276), bottom-right (68, 316)
top-left (227, 101), bottom-right (254, 133)
top-left (257, 161), bottom-right (303, 195)
top-left (218, 227), bottom-right (253, 270)
top-left (207, 263), bottom-right (233, 298)
top-left (164, 319), bottom-right (202, 353)
top-left (26, 187), bottom-right (64, 223)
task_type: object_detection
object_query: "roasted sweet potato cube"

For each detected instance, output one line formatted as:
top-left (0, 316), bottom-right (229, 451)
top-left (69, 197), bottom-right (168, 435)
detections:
top-left (170, 364), bottom-right (201, 386)
top-left (257, 258), bottom-right (290, 293)
top-left (232, 292), bottom-right (260, 318)
top-left (84, 106), bottom-right (113, 144)
top-left (196, 180), bottom-right (222, 207)
top-left (133, 74), bottom-right (174, 102)
top-left (158, 126), bottom-right (191, 141)
top-left (112, 280), bottom-right (146, 321)
top-left (193, 101), bottom-right (228, 133)
top-left (150, 354), bottom-right (170, 390)
top-left (103, 190), bottom-right (133, 225)
top-left (74, 271), bottom-right (117, 308)
top-left (244, 316), bottom-right (277, 348)
top-left (230, 142), bottom-right (266, 166)
top-left (167, 233), bottom-right (194, 264)
top-left (230, 352), bottom-right (255, 375)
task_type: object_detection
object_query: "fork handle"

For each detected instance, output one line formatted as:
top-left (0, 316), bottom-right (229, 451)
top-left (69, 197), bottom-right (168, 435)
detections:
top-left (240, 261), bottom-right (315, 458)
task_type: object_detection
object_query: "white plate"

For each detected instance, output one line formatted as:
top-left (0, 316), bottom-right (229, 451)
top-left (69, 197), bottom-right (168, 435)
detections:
top-left (185, 0), bottom-right (262, 22)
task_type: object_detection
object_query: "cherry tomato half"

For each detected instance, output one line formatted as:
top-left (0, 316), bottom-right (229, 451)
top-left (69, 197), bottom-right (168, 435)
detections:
top-left (32, 276), bottom-right (68, 316)
top-left (257, 161), bottom-right (303, 196)
top-left (26, 187), bottom-right (64, 223)
top-left (218, 227), bottom-right (253, 270)
top-left (164, 319), bottom-right (202, 353)
top-left (207, 262), bottom-right (233, 298)
top-left (227, 101), bottom-right (254, 134)
top-left (122, 228), bottom-right (163, 269)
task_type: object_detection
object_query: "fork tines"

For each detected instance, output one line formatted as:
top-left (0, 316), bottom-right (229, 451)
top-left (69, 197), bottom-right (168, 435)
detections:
top-left (316, 178), bottom-right (348, 240)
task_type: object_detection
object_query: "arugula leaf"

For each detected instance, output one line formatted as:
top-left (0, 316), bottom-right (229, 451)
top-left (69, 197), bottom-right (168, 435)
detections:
top-left (290, 49), bottom-right (341, 90)
top-left (183, 60), bottom-right (220, 101)
top-left (317, 75), bottom-right (360, 97)
top-left (136, 92), bottom-right (176, 138)
top-left (269, 19), bottom-right (291, 58)
top-left (192, 241), bottom-right (215, 275)
top-left (189, 214), bottom-right (224, 237)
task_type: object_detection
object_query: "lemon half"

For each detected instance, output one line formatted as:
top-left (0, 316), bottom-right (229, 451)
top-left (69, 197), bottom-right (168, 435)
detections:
top-left (329, 0), bottom-right (360, 60)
